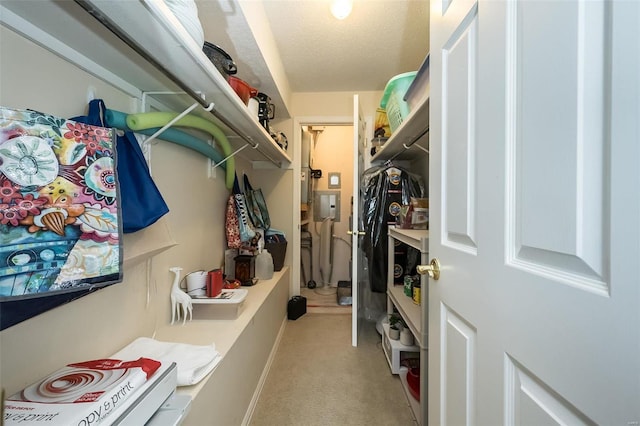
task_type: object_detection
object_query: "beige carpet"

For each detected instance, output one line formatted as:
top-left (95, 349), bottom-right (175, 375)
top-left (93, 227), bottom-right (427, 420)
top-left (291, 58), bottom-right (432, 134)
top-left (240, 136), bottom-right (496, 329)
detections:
top-left (250, 314), bottom-right (418, 426)
top-left (300, 287), bottom-right (352, 314)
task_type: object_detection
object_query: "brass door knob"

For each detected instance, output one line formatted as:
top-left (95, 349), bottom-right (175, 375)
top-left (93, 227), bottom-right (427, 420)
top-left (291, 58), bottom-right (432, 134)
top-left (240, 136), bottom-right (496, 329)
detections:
top-left (417, 258), bottom-right (441, 280)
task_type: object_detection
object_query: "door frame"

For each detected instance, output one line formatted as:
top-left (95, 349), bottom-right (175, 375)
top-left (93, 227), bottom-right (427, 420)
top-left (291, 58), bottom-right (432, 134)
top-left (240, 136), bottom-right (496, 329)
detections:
top-left (292, 115), bottom-right (374, 295)
top-left (292, 116), bottom-right (354, 298)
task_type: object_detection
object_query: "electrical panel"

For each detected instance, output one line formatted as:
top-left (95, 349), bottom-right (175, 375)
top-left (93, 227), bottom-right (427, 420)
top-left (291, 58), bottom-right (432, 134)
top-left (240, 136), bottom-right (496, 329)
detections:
top-left (314, 190), bottom-right (341, 222)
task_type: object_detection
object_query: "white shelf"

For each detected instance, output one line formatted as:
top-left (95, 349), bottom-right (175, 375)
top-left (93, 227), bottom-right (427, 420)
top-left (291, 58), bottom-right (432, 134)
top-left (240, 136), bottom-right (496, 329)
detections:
top-left (0, 0), bottom-right (291, 167)
top-left (152, 268), bottom-right (289, 400)
top-left (387, 225), bottom-right (428, 425)
top-left (372, 95), bottom-right (429, 163)
top-left (382, 323), bottom-right (419, 375)
top-left (387, 285), bottom-right (423, 348)
top-left (389, 227), bottom-right (429, 252)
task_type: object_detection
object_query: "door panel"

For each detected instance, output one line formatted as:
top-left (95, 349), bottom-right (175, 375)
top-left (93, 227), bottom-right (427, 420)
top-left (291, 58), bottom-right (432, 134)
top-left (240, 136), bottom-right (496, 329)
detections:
top-left (507, 0), bottom-right (608, 292)
top-left (442, 3), bottom-right (478, 252)
top-left (429, 0), bottom-right (639, 425)
top-left (504, 356), bottom-right (596, 426)
top-left (442, 304), bottom-right (476, 426)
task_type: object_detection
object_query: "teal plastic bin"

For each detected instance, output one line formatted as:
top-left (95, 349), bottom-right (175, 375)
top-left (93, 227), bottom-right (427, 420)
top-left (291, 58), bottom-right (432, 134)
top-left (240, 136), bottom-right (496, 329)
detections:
top-left (380, 71), bottom-right (418, 133)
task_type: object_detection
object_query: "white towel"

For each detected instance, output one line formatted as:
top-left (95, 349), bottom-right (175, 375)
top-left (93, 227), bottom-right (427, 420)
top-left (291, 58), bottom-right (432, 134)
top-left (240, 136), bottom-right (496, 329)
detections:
top-left (114, 337), bottom-right (221, 387)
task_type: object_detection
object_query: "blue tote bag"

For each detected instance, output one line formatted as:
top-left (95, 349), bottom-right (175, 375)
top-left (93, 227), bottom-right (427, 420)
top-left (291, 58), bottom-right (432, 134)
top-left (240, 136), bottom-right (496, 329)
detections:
top-left (73, 99), bottom-right (169, 233)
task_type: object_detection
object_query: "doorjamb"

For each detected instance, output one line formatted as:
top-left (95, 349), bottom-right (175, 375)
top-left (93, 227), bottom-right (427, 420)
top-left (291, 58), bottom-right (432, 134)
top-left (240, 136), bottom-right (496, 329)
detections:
top-left (292, 116), bottom-right (353, 297)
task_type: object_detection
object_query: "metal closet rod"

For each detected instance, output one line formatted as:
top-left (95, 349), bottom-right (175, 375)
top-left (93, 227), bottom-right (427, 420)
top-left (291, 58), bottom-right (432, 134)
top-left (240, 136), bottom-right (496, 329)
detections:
top-left (75, 0), bottom-right (281, 168)
top-left (387, 126), bottom-right (430, 162)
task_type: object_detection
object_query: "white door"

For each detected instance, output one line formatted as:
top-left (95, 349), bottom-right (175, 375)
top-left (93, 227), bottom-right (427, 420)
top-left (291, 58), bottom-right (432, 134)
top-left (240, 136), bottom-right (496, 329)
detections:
top-left (351, 94), bottom-right (367, 347)
top-left (429, 0), bottom-right (639, 424)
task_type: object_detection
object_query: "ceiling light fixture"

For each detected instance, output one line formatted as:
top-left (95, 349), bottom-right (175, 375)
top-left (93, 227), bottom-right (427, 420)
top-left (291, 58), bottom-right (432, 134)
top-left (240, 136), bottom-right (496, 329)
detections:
top-left (330, 0), bottom-right (353, 20)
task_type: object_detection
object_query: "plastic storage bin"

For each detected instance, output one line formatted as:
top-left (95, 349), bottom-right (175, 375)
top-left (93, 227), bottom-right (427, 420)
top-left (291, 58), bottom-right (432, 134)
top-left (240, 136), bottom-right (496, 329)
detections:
top-left (380, 71), bottom-right (417, 133)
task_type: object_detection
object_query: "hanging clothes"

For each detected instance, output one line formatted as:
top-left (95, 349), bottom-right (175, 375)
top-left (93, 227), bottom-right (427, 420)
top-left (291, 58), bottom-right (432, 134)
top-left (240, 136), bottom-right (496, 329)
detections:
top-left (360, 164), bottom-right (424, 293)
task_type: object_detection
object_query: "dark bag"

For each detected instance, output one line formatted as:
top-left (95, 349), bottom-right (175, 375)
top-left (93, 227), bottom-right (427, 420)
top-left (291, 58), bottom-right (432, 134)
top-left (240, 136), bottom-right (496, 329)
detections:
top-left (287, 296), bottom-right (307, 320)
top-left (73, 100), bottom-right (169, 233)
top-left (243, 173), bottom-right (271, 229)
top-left (233, 174), bottom-right (256, 242)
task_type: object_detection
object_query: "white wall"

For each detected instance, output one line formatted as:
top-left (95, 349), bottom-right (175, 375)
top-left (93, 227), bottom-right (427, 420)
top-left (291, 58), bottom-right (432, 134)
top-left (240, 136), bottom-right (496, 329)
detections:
top-left (0, 25), bottom-right (292, 396)
top-left (292, 91), bottom-right (382, 118)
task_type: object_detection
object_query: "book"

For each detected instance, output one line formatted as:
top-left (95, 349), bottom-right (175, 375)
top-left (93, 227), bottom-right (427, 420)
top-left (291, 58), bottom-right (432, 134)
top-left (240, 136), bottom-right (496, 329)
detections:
top-left (4, 357), bottom-right (161, 425)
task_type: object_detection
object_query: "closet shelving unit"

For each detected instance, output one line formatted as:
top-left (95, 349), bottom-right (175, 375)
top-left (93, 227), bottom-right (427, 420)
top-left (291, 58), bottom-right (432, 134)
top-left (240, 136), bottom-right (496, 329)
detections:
top-left (372, 67), bottom-right (430, 425)
top-left (0, 0), bottom-right (291, 168)
top-left (386, 227), bottom-right (428, 425)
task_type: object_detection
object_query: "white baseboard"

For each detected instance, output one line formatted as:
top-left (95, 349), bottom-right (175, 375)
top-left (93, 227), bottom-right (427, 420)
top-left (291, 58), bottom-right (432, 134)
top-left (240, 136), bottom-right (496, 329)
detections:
top-left (241, 315), bottom-right (288, 426)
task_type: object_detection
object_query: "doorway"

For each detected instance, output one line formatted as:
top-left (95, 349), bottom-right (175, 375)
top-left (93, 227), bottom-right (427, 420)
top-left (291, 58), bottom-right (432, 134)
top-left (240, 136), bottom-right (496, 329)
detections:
top-left (297, 124), bottom-right (353, 312)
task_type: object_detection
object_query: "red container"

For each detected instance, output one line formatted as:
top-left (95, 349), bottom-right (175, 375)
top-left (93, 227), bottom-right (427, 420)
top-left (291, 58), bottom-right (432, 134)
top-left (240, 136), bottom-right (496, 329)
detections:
top-left (406, 367), bottom-right (420, 401)
top-left (229, 76), bottom-right (258, 105)
top-left (207, 269), bottom-right (223, 298)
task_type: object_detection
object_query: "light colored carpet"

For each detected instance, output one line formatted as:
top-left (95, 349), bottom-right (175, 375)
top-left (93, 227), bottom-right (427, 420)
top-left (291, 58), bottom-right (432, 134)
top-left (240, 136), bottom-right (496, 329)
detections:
top-left (301, 287), bottom-right (352, 314)
top-left (250, 314), bottom-right (418, 426)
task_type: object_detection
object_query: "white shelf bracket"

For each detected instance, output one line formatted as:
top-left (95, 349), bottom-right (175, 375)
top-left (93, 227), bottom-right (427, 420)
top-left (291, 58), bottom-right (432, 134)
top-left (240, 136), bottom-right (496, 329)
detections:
top-left (139, 93), bottom-right (213, 146)
top-left (211, 144), bottom-right (250, 171)
top-left (146, 102), bottom-right (200, 145)
top-left (412, 143), bottom-right (430, 155)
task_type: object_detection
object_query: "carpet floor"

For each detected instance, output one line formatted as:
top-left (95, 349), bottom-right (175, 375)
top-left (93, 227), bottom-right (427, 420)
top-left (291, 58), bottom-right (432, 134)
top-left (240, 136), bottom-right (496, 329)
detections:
top-left (249, 313), bottom-right (418, 426)
top-left (300, 287), bottom-right (352, 314)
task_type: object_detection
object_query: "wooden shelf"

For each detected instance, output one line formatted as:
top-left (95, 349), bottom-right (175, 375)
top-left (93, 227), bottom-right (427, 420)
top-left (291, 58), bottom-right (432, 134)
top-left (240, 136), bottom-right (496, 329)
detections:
top-left (0, 0), bottom-right (291, 167)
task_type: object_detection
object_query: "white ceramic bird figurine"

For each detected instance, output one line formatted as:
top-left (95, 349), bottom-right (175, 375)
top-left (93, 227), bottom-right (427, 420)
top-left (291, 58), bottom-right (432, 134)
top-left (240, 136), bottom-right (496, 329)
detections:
top-left (170, 267), bottom-right (192, 325)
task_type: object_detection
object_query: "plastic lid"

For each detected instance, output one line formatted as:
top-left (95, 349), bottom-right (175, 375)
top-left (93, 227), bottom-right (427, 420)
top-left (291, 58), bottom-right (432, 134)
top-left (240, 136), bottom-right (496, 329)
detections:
top-left (380, 71), bottom-right (418, 108)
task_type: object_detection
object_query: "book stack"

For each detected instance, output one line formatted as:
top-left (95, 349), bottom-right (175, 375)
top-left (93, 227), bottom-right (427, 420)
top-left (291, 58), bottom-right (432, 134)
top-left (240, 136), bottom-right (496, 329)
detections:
top-left (4, 358), bottom-right (161, 425)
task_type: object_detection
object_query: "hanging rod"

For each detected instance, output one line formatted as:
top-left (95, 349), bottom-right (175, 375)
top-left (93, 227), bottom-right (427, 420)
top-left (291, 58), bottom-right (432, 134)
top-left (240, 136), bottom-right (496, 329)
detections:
top-left (387, 126), bottom-right (430, 163)
top-left (75, 0), bottom-right (282, 168)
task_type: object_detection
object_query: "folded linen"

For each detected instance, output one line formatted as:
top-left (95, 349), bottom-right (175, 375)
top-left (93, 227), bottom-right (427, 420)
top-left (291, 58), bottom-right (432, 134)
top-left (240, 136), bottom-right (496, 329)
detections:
top-left (114, 337), bottom-right (221, 387)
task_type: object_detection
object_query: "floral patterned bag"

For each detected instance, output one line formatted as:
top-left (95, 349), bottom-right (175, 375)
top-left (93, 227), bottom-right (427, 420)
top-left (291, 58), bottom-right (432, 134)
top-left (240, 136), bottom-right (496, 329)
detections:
top-left (225, 191), bottom-right (241, 249)
top-left (0, 106), bottom-right (122, 329)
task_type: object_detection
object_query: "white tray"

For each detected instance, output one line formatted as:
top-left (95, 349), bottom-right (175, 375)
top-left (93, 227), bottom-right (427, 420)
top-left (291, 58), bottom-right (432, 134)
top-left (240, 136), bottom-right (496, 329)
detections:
top-left (191, 289), bottom-right (248, 304)
top-left (190, 289), bottom-right (248, 319)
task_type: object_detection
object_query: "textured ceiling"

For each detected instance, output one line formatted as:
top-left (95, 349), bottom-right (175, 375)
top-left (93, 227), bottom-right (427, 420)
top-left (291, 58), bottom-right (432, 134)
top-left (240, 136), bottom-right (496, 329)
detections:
top-left (197, 0), bottom-right (429, 116)
top-left (262, 0), bottom-right (430, 92)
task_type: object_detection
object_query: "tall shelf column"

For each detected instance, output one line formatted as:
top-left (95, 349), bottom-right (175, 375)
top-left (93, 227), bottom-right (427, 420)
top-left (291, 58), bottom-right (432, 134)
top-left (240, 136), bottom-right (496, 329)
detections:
top-left (385, 227), bottom-right (428, 424)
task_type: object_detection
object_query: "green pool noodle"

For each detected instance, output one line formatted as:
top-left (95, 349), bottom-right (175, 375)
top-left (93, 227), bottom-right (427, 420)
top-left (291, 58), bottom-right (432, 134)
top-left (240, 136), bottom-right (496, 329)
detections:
top-left (126, 111), bottom-right (235, 189)
top-left (104, 109), bottom-right (225, 168)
